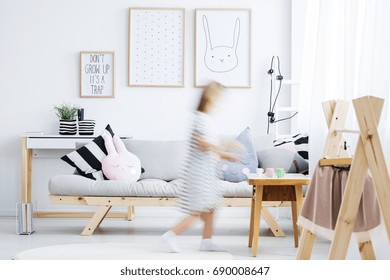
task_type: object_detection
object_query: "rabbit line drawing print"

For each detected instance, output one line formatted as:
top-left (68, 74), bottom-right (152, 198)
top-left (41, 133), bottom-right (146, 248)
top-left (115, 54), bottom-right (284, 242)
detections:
top-left (202, 15), bottom-right (240, 73)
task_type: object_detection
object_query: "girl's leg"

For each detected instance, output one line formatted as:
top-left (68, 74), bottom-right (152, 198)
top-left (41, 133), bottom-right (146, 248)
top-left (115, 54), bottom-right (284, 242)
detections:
top-left (162, 214), bottom-right (198, 253)
top-left (199, 210), bottom-right (226, 252)
top-left (200, 211), bottom-right (214, 239)
top-left (172, 214), bottom-right (198, 235)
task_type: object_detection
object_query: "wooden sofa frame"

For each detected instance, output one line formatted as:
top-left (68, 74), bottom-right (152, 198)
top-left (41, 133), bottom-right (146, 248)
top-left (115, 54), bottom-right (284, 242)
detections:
top-left (49, 194), bottom-right (289, 236)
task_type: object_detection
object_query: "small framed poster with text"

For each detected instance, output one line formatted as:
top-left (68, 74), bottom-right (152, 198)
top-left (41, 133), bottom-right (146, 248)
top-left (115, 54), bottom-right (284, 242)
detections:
top-left (80, 51), bottom-right (115, 98)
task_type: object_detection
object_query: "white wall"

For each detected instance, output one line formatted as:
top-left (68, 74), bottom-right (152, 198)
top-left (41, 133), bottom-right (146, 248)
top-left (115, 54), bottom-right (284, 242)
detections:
top-left (0, 0), bottom-right (292, 215)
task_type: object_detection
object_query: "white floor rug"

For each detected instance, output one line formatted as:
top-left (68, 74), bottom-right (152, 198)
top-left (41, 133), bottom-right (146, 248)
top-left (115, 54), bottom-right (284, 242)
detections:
top-left (13, 242), bottom-right (233, 260)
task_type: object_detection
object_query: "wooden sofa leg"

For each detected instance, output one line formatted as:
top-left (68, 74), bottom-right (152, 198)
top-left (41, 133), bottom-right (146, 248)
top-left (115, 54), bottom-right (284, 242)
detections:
top-left (81, 205), bottom-right (112, 236)
top-left (127, 206), bottom-right (135, 221)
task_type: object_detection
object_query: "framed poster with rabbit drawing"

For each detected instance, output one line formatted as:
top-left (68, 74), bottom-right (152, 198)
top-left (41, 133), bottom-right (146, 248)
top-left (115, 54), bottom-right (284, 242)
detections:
top-left (195, 9), bottom-right (251, 88)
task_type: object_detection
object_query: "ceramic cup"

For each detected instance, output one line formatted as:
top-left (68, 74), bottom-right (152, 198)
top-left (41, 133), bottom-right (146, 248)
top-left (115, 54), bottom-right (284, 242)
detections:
top-left (265, 168), bottom-right (275, 178)
top-left (257, 168), bottom-right (265, 176)
top-left (275, 168), bottom-right (285, 178)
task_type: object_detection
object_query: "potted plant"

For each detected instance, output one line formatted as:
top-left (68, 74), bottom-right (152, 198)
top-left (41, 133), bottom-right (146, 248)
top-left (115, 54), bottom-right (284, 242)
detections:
top-left (53, 103), bottom-right (80, 135)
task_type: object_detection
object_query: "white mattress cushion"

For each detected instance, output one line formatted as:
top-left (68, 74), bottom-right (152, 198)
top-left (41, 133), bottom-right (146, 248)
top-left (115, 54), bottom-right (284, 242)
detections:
top-left (48, 175), bottom-right (252, 198)
top-left (217, 180), bottom-right (252, 197)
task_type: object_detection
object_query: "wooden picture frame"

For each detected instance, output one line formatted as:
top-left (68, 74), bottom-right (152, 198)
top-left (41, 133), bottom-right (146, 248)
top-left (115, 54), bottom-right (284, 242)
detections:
top-left (195, 9), bottom-right (251, 88)
top-left (80, 51), bottom-right (115, 98)
top-left (128, 8), bottom-right (185, 87)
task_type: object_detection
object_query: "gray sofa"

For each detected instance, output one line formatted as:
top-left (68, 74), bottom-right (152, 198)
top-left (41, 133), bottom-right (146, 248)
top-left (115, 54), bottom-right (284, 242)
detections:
top-left (48, 139), bottom-right (283, 235)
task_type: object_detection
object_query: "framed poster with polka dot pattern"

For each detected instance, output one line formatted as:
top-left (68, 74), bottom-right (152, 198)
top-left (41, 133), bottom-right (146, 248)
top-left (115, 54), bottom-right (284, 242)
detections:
top-left (128, 8), bottom-right (185, 87)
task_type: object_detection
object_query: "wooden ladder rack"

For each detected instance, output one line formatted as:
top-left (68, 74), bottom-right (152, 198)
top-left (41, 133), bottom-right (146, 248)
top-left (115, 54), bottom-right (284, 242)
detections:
top-left (297, 96), bottom-right (390, 259)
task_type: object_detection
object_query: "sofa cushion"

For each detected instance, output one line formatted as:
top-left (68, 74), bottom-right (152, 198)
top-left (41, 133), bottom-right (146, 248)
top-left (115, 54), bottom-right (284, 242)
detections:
top-left (61, 124), bottom-right (114, 180)
top-left (49, 175), bottom-right (182, 197)
top-left (48, 175), bottom-right (252, 198)
top-left (217, 180), bottom-right (252, 197)
top-left (220, 133), bottom-right (274, 151)
top-left (123, 140), bottom-right (186, 181)
top-left (220, 127), bottom-right (258, 183)
top-left (257, 147), bottom-right (309, 174)
top-left (253, 133), bottom-right (275, 151)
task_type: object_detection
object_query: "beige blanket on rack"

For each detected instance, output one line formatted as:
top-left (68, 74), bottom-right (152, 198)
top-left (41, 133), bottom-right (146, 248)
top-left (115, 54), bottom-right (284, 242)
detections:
top-left (297, 164), bottom-right (381, 242)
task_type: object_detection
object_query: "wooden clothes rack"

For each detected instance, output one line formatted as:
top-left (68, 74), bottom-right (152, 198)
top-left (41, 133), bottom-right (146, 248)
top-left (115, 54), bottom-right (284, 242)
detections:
top-left (297, 95), bottom-right (390, 260)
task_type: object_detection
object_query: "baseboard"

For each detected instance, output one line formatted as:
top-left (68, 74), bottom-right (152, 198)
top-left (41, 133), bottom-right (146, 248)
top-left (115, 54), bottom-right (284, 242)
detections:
top-left (0, 205), bottom-right (292, 219)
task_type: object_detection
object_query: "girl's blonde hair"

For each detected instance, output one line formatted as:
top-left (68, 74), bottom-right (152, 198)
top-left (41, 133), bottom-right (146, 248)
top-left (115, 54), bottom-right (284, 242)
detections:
top-left (197, 81), bottom-right (224, 113)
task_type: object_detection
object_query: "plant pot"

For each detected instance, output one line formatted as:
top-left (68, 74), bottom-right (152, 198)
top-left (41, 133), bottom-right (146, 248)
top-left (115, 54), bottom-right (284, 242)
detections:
top-left (59, 119), bottom-right (77, 135)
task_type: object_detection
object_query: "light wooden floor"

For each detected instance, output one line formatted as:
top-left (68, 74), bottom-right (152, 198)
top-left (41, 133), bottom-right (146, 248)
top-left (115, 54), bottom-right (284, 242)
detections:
top-left (1, 211), bottom-right (389, 260)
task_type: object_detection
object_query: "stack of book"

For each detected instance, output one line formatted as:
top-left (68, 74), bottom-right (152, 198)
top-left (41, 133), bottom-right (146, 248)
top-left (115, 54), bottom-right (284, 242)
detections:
top-left (78, 120), bottom-right (95, 135)
top-left (16, 202), bottom-right (34, 235)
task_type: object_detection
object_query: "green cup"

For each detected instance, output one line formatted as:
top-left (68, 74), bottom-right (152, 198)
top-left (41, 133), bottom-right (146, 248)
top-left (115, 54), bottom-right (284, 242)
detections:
top-left (275, 168), bottom-right (285, 178)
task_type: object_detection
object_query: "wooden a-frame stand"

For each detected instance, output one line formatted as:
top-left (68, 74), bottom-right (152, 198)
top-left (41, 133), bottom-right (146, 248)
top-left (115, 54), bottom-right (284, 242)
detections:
top-left (297, 96), bottom-right (390, 259)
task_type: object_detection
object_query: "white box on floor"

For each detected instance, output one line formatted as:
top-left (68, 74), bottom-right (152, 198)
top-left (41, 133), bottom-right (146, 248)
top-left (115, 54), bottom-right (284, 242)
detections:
top-left (16, 202), bottom-right (34, 235)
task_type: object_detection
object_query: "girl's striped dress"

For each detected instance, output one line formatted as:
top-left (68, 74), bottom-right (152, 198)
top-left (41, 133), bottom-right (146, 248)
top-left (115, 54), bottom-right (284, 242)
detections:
top-left (179, 111), bottom-right (223, 214)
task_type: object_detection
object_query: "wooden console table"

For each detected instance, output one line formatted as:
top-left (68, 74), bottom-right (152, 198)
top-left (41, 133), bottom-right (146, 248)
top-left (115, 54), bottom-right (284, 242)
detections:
top-left (247, 174), bottom-right (311, 257)
top-left (21, 134), bottom-right (131, 218)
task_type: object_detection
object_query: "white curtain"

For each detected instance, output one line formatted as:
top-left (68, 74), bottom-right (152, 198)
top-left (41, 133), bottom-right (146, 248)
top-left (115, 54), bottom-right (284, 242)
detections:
top-left (298, 0), bottom-right (390, 173)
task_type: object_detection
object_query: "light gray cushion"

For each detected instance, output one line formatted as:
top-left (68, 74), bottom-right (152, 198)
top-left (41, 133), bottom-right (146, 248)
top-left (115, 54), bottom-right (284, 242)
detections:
top-left (220, 133), bottom-right (274, 151)
top-left (123, 140), bottom-right (186, 181)
top-left (220, 127), bottom-right (258, 182)
top-left (49, 175), bottom-right (183, 197)
top-left (257, 147), bottom-right (309, 174)
top-left (217, 180), bottom-right (252, 197)
top-left (48, 175), bottom-right (252, 198)
top-left (252, 133), bottom-right (275, 151)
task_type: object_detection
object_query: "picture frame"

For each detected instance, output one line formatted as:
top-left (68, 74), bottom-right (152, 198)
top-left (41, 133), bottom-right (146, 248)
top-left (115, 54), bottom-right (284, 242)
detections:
top-left (195, 9), bottom-right (252, 88)
top-left (128, 8), bottom-right (185, 87)
top-left (80, 51), bottom-right (115, 98)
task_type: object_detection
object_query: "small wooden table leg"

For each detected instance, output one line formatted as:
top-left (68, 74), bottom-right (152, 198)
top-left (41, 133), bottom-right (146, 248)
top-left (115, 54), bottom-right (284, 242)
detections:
top-left (291, 201), bottom-right (299, 248)
top-left (291, 184), bottom-right (304, 247)
top-left (294, 185), bottom-right (304, 221)
top-left (248, 187), bottom-right (255, 247)
top-left (252, 185), bottom-right (264, 257)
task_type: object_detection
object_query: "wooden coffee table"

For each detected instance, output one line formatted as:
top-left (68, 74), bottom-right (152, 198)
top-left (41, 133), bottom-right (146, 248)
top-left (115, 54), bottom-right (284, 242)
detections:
top-left (247, 174), bottom-right (311, 257)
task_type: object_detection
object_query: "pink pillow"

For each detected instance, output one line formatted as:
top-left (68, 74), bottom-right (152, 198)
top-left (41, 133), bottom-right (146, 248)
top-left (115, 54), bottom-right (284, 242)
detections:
top-left (102, 134), bottom-right (141, 183)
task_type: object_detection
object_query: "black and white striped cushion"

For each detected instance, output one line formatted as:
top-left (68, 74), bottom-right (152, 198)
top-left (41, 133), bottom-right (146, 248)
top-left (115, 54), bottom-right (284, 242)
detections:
top-left (61, 124), bottom-right (114, 180)
top-left (274, 133), bottom-right (309, 161)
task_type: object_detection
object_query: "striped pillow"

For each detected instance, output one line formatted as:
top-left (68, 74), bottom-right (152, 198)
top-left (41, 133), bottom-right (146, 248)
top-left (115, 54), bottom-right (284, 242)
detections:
top-left (61, 124), bottom-right (114, 180)
top-left (274, 133), bottom-right (309, 161)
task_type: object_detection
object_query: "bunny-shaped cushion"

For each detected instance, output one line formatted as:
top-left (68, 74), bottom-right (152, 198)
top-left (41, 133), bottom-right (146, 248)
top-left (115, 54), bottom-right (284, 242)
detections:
top-left (219, 127), bottom-right (258, 182)
top-left (102, 134), bottom-right (142, 183)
